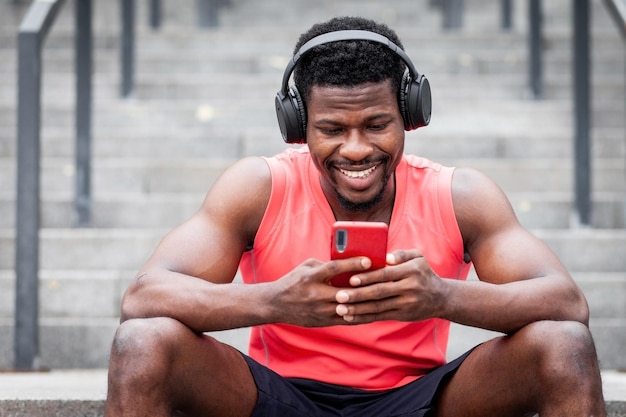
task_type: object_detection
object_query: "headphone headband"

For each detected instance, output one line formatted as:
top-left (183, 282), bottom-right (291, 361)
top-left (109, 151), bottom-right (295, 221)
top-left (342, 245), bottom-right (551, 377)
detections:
top-left (275, 29), bottom-right (431, 143)
top-left (280, 30), bottom-right (421, 96)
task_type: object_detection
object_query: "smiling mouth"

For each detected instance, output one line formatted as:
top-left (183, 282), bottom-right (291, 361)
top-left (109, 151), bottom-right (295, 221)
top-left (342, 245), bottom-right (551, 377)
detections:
top-left (339, 165), bottom-right (377, 179)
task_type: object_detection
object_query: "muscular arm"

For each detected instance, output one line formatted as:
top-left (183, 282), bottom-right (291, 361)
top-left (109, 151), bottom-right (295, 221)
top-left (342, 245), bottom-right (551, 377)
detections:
top-left (441, 167), bottom-right (589, 333)
top-left (120, 157), bottom-right (277, 332)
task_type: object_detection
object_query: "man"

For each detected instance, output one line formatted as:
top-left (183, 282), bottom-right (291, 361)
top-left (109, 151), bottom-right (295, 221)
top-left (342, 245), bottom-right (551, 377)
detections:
top-left (105, 16), bottom-right (606, 417)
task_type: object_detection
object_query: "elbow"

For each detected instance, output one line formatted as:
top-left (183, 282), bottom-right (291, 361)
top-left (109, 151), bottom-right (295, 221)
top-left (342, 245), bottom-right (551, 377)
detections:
top-left (119, 274), bottom-right (149, 323)
top-left (577, 298), bottom-right (590, 327)
top-left (119, 289), bottom-right (139, 323)
top-left (567, 286), bottom-right (590, 327)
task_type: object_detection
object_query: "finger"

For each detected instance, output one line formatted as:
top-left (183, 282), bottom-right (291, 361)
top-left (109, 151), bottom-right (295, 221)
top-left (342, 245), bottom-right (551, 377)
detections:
top-left (347, 265), bottom-right (396, 288)
top-left (335, 279), bottom-right (399, 306)
top-left (386, 249), bottom-right (423, 265)
top-left (336, 304), bottom-right (349, 316)
top-left (340, 311), bottom-right (397, 325)
top-left (335, 303), bottom-right (357, 323)
top-left (325, 257), bottom-right (372, 285)
top-left (337, 295), bottom-right (396, 317)
top-left (329, 256), bottom-right (371, 273)
top-left (336, 300), bottom-right (399, 324)
top-left (336, 290), bottom-right (350, 304)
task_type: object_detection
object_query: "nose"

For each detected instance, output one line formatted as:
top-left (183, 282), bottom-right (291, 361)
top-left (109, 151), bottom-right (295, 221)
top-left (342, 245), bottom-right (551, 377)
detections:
top-left (338, 128), bottom-right (373, 162)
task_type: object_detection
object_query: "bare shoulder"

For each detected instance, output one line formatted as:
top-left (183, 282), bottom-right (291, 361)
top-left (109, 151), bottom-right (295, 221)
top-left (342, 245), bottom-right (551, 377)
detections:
top-left (206, 156), bottom-right (272, 203)
top-left (450, 167), bottom-right (514, 215)
top-left (450, 167), bottom-right (519, 248)
top-left (200, 156), bottom-right (272, 243)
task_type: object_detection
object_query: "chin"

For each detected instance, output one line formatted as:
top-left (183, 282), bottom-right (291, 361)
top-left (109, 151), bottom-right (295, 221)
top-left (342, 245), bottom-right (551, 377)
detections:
top-left (335, 189), bottom-right (385, 213)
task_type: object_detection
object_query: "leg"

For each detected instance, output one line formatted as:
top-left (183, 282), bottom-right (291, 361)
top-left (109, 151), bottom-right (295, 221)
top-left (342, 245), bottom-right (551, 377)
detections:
top-left (434, 320), bottom-right (606, 417)
top-left (104, 317), bottom-right (257, 417)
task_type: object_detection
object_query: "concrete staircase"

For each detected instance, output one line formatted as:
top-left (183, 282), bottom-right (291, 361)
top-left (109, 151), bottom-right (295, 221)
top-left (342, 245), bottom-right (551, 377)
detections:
top-left (0, 0), bottom-right (624, 383)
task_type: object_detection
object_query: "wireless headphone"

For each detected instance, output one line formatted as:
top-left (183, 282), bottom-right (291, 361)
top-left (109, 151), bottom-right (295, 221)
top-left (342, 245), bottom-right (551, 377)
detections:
top-left (275, 29), bottom-right (432, 144)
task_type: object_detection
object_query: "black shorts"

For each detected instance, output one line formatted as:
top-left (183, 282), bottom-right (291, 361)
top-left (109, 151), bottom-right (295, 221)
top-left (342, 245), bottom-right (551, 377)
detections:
top-left (243, 349), bottom-right (473, 417)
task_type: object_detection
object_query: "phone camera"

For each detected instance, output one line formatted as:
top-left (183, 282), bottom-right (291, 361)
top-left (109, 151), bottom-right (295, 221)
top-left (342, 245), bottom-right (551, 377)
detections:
top-left (335, 229), bottom-right (348, 253)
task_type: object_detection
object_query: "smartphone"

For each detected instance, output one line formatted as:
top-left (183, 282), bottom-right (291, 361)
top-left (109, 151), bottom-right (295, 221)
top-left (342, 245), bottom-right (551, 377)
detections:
top-left (329, 221), bottom-right (388, 287)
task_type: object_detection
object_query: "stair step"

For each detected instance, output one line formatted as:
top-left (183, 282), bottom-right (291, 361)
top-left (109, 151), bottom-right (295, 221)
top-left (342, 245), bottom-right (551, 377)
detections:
top-left (0, 318), bottom-right (117, 369)
top-left (575, 273), bottom-right (626, 320)
top-left (531, 229), bottom-right (626, 273)
top-left (0, 269), bottom-right (133, 319)
top-left (0, 228), bottom-right (167, 271)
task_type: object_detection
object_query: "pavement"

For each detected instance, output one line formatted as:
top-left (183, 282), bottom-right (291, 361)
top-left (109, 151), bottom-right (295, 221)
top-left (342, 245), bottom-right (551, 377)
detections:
top-left (0, 370), bottom-right (107, 401)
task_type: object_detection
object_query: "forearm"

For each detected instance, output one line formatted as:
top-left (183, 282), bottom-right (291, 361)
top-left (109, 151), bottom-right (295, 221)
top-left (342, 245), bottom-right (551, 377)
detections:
top-left (439, 276), bottom-right (589, 334)
top-left (121, 270), bottom-right (278, 333)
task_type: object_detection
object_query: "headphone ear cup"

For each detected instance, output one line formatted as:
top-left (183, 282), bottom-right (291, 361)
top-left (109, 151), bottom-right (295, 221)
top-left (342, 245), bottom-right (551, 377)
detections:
top-left (291, 87), bottom-right (307, 139)
top-left (275, 86), bottom-right (307, 144)
top-left (399, 70), bottom-right (432, 131)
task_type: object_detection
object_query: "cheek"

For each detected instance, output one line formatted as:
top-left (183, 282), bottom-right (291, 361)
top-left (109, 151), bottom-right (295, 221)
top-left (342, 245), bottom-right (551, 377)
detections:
top-left (389, 135), bottom-right (405, 158)
top-left (375, 135), bottom-right (403, 162)
top-left (309, 151), bottom-right (333, 179)
top-left (307, 141), bottom-right (335, 168)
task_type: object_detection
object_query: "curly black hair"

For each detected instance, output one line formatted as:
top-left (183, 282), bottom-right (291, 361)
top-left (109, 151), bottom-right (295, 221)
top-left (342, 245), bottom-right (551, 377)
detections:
top-left (292, 16), bottom-right (407, 104)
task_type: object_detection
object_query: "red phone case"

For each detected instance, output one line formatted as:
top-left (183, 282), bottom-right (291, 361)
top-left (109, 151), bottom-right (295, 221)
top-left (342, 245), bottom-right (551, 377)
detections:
top-left (329, 221), bottom-right (388, 287)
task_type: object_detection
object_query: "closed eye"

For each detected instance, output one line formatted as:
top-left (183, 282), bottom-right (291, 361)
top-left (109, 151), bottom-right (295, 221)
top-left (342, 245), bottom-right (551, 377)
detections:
top-left (318, 127), bottom-right (343, 136)
top-left (368, 123), bottom-right (388, 131)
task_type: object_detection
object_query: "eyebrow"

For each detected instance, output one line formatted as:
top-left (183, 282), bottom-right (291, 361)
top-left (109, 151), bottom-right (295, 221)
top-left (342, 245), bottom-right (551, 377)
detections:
top-left (314, 113), bottom-right (393, 126)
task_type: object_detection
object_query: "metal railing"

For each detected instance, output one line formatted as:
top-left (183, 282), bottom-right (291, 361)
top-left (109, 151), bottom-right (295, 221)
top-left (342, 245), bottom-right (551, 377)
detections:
top-left (120, 0), bottom-right (228, 98)
top-left (570, 0), bottom-right (626, 226)
top-left (15, 0), bottom-right (70, 371)
top-left (573, 0), bottom-right (592, 227)
top-left (603, 0), bottom-right (626, 38)
top-left (601, 0), bottom-right (626, 226)
top-left (528, 0), bottom-right (543, 99)
top-left (75, 0), bottom-right (93, 227)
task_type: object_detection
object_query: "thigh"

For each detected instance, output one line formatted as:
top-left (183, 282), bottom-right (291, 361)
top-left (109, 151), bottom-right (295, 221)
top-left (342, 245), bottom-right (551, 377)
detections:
top-left (108, 317), bottom-right (258, 417)
top-left (173, 330), bottom-right (258, 416)
top-left (432, 320), bottom-right (602, 417)
top-left (432, 334), bottom-right (533, 417)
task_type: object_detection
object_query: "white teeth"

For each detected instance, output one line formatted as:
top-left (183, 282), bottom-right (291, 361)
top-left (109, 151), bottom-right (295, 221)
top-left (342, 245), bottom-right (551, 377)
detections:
top-left (340, 165), bottom-right (377, 179)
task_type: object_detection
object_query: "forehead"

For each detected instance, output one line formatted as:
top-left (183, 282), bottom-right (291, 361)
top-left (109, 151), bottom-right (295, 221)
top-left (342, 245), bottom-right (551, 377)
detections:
top-left (306, 80), bottom-right (397, 118)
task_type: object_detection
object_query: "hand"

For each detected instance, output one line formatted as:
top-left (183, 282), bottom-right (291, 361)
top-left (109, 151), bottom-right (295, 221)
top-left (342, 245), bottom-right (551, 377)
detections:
top-left (334, 249), bottom-right (445, 324)
top-left (269, 256), bottom-right (373, 327)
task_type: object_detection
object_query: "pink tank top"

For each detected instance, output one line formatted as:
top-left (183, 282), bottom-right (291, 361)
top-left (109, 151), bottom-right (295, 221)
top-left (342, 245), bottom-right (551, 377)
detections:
top-left (239, 147), bottom-right (470, 390)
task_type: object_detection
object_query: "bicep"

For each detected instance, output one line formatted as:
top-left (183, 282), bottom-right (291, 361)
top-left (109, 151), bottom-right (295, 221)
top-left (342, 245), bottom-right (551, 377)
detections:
top-left (140, 157), bottom-right (271, 284)
top-left (452, 168), bottom-right (570, 285)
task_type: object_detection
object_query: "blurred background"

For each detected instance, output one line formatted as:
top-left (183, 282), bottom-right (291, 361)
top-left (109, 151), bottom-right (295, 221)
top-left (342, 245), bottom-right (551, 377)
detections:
top-left (0, 0), bottom-right (624, 374)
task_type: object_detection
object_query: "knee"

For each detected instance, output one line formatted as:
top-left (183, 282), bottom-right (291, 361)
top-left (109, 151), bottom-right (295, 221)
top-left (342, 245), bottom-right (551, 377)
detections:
top-left (518, 320), bottom-right (599, 380)
top-left (523, 320), bottom-right (596, 357)
top-left (109, 317), bottom-right (188, 376)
